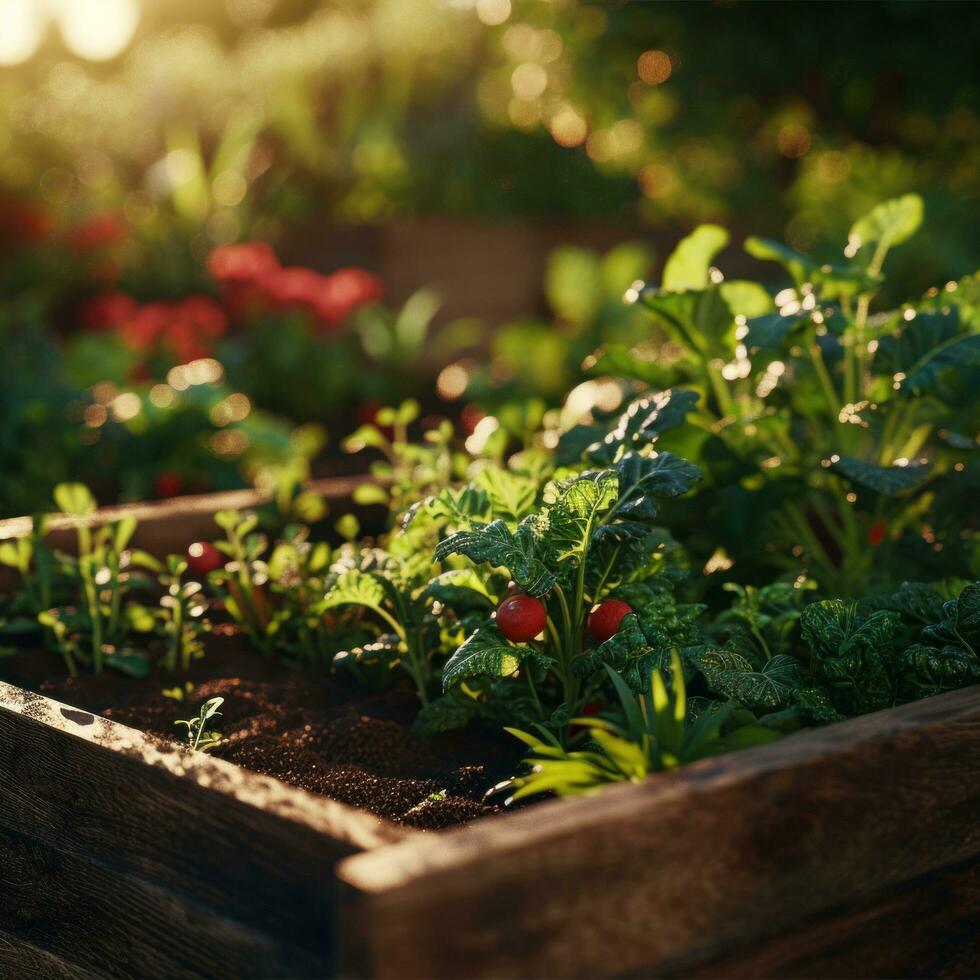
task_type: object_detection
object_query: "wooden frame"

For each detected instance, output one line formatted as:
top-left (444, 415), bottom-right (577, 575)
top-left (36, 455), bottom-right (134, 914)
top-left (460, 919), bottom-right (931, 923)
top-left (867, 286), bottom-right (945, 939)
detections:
top-left (0, 490), bottom-right (978, 978)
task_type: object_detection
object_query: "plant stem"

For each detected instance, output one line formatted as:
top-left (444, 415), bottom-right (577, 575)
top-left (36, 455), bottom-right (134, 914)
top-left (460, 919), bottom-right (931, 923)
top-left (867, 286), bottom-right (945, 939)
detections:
top-left (524, 664), bottom-right (544, 720)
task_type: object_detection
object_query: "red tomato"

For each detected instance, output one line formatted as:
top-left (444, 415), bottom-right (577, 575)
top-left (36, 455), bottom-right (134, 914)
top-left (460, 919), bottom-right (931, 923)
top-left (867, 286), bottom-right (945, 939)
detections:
top-left (153, 471), bottom-right (183, 499)
top-left (588, 600), bottom-right (634, 642)
top-left (496, 593), bottom-right (547, 643)
top-left (868, 520), bottom-right (886, 547)
top-left (187, 541), bottom-right (224, 577)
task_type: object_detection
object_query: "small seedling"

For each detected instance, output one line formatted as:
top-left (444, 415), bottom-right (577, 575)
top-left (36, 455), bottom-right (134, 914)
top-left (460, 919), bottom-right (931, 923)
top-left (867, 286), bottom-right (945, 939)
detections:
top-left (175, 696), bottom-right (225, 752)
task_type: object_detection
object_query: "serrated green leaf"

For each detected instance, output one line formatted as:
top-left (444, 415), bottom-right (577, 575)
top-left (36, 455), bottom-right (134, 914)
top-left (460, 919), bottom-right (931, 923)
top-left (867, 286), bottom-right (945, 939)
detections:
top-left (319, 569), bottom-right (387, 614)
top-left (473, 467), bottom-right (539, 523)
top-left (543, 472), bottom-right (618, 565)
top-left (435, 519), bottom-right (555, 595)
top-left (587, 389), bottom-right (699, 464)
top-left (442, 622), bottom-right (523, 690)
top-left (801, 600), bottom-right (902, 714)
top-left (690, 649), bottom-right (803, 711)
top-left (613, 452), bottom-right (702, 522)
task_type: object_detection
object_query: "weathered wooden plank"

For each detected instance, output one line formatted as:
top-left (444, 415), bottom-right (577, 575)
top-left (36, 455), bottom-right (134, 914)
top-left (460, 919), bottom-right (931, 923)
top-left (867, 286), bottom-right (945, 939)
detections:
top-left (0, 476), bottom-right (366, 592)
top-left (677, 853), bottom-right (980, 979)
top-left (336, 686), bottom-right (980, 979)
top-left (0, 682), bottom-right (409, 960)
top-left (0, 928), bottom-right (101, 980)
top-left (0, 822), bottom-right (327, 980)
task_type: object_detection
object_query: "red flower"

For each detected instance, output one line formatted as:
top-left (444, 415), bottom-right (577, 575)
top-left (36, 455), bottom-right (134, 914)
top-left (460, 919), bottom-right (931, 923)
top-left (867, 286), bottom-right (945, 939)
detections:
top-left (207, 241), bottom-right (280, 318)
top-left (264, 266), bottom-right (324, 312)
top-left (68, 212), bottom-right (127, 253)
top-left (0, 201), bottom-right (52, 248)
top-left (207, 241), bottom-right (279, 283)
top-left (78, 291), bottom-right (138, 331)
top-left (119, 302), bottom-right (170, 352)
top-left (312, 267), bottom-right (383, 329)
top-left (162, 296), bottom-right (228, 363)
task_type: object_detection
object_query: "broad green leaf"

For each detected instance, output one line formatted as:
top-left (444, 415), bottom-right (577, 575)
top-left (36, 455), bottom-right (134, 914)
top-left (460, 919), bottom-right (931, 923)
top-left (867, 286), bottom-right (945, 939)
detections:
top-left (744, 236), bottom-right (814, 285)
top-left (587, 389), bottom-right (699, 464)
top-left (614, 452), bottom-right (702, 522)
top-left (583, 345), bottom-right (674, 388)
top-left (639, 287), bottom-right (735, 358)
top-left (53, 483), bottom-right (97, 517)
top-left (113, 515), bottom-right (138, 552)
top-left (849, 193), bottom-right (923, 264)
top-left (873, 309), bottom-right (961, 379)
top-left (719, 280), bottom-right (774, 319)
top-left (745, 311), bottom-right (810, 351)
top-left (831, 456), bottom-right (927, 495)
top-left (903, 333), bottom-right (980, 397)
top-left (442, 622), bottom-right (523, 690)
top-left (662, 225), bottom-right (729, 292)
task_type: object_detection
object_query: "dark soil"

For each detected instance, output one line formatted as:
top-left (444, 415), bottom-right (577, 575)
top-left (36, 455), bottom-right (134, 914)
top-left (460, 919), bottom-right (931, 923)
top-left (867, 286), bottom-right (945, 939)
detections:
top-left (0, 634), bottom-right (525, 830)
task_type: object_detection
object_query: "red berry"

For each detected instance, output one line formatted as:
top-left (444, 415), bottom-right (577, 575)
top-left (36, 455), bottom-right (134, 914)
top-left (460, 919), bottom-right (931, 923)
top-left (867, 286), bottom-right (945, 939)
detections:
top-left (496, 593), bottom-right (547, 643)
top-left (868, 520), bottom-right (886, 547)
top-left (588, 600), bottom-right (634, 642)
top-left (154, 471), bottom-right (183, 499)
top-left (187, 541), bottom-right (223, 577)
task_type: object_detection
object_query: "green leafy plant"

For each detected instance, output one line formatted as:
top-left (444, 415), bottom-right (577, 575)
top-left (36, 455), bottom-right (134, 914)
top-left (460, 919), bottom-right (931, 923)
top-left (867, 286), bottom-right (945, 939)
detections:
top-left (158, 556), bottom-right (209, 673)
top-left (580, 195), bottom-right (978, 594)
top-left (499, 652), bottom-right (781, 800)
top-left (175, 696), bottom-right (225, 752)
top-left (30, 484), bottom-right (159, 676)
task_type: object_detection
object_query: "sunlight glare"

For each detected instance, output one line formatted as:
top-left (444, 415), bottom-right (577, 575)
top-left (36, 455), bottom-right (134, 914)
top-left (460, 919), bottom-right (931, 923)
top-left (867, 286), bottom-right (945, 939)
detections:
top-left (0, 0), bottom-right (45, 65)
top-left (54, 0), bottom-right (139, 61)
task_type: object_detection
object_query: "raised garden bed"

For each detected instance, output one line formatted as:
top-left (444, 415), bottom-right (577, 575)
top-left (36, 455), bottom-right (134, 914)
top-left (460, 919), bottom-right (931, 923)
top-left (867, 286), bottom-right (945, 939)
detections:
top-left (0, 489), bottom-right (978, 979)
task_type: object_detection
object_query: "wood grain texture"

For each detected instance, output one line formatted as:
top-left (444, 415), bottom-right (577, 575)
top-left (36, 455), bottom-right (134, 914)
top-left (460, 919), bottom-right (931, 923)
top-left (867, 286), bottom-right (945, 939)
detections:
top-left (0, 822), bottom-right (324, 979)
top-left (336, 686), bottom-right (980, 979)
top-left (0, 928), bottom-right (99, 980)
top-left (677, 853), bottom-right (980, 980)
top-left (0, 682), bottom-right (409, 974)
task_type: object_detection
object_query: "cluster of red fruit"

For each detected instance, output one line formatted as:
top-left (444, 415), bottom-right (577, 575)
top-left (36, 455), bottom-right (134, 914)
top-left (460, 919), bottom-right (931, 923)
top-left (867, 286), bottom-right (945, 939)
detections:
top-left (206, 241), bottom-right (384, 331)
top-left (495, 593), bottom-right (633, 644)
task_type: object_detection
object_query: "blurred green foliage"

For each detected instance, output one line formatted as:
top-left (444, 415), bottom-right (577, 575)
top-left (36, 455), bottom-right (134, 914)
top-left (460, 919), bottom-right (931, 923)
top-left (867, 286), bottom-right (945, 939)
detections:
top-left (0, 1), bottom-right (975, 298)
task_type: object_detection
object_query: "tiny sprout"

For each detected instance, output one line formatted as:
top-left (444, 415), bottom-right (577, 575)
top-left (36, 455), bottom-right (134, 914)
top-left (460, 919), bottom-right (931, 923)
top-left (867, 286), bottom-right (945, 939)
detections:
top-left (175, 696), bottom-right (225, 752)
